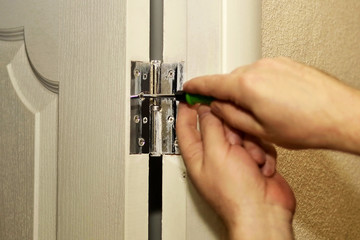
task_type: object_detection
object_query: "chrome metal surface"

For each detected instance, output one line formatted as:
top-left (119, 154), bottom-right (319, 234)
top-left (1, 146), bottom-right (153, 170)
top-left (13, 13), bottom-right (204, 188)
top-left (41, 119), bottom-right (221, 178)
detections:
top-left (131, 93), bottom-right (176, 99)
top-left (130, 60), bottom-right (184, 155)
top-left (130, 61), bottom-right (151, 154)
top-left (159, 62), bottom-right (184, 154)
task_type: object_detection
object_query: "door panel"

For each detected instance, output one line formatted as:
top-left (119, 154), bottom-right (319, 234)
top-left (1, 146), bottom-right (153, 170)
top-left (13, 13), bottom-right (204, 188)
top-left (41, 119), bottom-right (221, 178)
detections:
top-left (0, 0), bottom-right (58, 81)
top-left (57, 0), bottom-right (149, 239)
top-left (0, 41), bottom-right (58, 240)
top-left (0, 2), bottom-right (59, 239)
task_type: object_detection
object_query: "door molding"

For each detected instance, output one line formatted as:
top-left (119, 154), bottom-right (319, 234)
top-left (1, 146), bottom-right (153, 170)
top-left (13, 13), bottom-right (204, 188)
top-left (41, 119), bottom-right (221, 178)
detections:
top-left (0, 27), bottom-right (58, 93)
top-left (0, 41), bottom-right (58, 240)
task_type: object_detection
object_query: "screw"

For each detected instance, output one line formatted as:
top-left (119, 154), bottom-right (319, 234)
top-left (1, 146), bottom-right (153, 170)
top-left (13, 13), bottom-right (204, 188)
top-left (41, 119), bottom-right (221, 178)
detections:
top-left (138, 138), bottom-right (145, 147)
top-left (167, 116), bottom-right (174, 123)
top-left (133, 115), bottom-right (140, 123)
top-left (134, 69), bottom-right (140, 77)
top-left (174, 139), bottom-right (179, 148)
top-left (143, 117), bottom-right (148, 124)
top-left (168, 70), bottom-right (174, 78)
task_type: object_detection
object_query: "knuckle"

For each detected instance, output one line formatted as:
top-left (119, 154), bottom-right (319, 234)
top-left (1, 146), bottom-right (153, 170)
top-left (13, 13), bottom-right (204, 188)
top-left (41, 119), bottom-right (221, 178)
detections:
top-left (237, 71), bottom-right (258, 91)
top-left (253, 58), bottom-right (274, 68)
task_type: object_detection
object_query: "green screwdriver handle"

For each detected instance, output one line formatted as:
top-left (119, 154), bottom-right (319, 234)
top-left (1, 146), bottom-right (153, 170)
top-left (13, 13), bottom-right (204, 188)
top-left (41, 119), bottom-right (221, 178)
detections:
top-left (175, 91), bottom-right (215, 105)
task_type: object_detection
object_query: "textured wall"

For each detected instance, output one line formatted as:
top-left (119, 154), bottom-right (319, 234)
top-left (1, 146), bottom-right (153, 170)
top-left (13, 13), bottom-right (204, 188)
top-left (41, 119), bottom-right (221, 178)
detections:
top-left (262, 1), bottom-right (360, 239)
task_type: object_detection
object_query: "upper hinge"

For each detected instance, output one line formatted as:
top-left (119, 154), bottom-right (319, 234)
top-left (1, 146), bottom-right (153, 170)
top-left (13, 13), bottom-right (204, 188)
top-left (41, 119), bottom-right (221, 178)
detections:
top-left (130, 60), bottom-right (184, 156)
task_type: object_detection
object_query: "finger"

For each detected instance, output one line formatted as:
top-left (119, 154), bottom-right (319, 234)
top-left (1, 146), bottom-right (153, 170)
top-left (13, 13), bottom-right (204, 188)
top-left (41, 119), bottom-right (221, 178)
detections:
top-left (224, 124), bottom-right (243, 145)
top-left (183, 68), bottom-right (251, 108)
top-left (267, 173), bottom-right (296, 214)
top-left (243, 135), bottom-right (266, 166)
top-left (176, 103), bottom-right (203, 172)
top-left (243, 134), bottom-right (277, 177)
top-left (259, 142), bottom-right (277, 177)
top-left (197, 105), bottom-right (228, 163)
top-left (262, 153), bottom-right (277, 177)
top-left (210, 101), bottom-right (264, 137)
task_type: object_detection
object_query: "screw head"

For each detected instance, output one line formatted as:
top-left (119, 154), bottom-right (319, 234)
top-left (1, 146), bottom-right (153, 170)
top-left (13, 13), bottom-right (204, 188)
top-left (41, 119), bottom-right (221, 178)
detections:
top-left (168, 70), bottom-right (174, 78)
top-left (174, 139), bottom-right (179, 148)
top-left (138, 138), bottom-right (145, 147)
top-left (167, 116), bottom-right (174, 123)
top-left (133, 115), bottom-right (140, 123)
top-left (143, 117), bottom-right (148, 124)
top-left (134, 69), bottom-right (140, 77)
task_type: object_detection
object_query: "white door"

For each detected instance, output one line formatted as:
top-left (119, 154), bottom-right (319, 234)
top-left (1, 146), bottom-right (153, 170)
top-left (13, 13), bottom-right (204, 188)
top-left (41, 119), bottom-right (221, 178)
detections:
top-left (0, 0), bottom-right (260, 239)
top-left (0, 0), bottom-right (149, 239)
top-left (0, 1), bottom-right (58, 239)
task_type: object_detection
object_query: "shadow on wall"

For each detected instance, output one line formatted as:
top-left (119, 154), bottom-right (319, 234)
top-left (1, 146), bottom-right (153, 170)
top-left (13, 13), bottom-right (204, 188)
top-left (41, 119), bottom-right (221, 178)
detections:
top-left (278, 148), bottom-right (360, 239)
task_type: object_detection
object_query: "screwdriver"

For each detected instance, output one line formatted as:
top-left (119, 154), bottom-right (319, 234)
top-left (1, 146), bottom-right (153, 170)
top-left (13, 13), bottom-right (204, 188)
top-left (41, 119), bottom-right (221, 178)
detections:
top-left (130, 90), bottom-right (214, 105)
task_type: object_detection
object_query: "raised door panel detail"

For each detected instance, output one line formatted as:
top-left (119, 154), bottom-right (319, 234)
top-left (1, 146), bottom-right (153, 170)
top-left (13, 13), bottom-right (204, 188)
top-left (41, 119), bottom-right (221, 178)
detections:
top-left (0, 41), bottom-right (58, 240)
top-left (0, 0), bottom-right (58, 81)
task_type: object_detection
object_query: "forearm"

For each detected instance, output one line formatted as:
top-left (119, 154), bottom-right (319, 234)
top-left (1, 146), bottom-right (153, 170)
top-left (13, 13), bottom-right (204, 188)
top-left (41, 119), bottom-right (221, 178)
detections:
top-left (327, 87), bottom-right (360, 155)
top-left (227, 205), bottom-right (294, 240)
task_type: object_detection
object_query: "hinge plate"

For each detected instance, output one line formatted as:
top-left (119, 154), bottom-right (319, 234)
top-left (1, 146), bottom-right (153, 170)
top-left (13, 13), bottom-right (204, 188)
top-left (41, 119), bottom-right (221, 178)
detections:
top-left (130, 60), bottom-right (184, 155)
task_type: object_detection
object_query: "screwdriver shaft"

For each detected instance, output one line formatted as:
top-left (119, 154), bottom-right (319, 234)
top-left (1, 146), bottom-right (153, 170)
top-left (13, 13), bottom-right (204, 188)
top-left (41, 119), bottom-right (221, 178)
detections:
top-left (130, 93), bottom-right (175, 99)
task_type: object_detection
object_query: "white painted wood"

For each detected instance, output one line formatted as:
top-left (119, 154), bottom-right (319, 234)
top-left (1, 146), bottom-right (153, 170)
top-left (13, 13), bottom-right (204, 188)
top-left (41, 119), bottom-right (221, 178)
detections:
top-left (162, 155), bottom-right (187, 240)
top-left (125, 1), bottom-right (150, 237)
top-left (222, 0), bottom-right (262, 72)
top-left (0, 42), bottom-right (57, 240)
top-left (0, 0), bottom-right (58, 81)
top-left (57, 0), bottom-right (149, 239)
top-left (125, 155), bottom-right (149, 239)
top-left (163, 0), bottom-right (262, 239)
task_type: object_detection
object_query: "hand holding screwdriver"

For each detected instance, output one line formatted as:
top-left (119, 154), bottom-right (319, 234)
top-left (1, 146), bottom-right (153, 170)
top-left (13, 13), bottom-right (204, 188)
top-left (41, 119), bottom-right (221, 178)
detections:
top-left (183, 57), bottom-right (360, 154)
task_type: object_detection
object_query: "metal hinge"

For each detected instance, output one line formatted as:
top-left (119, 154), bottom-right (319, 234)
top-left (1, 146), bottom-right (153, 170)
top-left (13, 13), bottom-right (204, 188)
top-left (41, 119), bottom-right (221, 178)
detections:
top-left (130, 60), bottom-right (184, 156)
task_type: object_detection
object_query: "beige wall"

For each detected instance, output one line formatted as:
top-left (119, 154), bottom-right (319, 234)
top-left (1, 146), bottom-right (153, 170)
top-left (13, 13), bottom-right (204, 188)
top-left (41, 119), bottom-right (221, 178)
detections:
top-left (262, 1), bottom-right (360, 239)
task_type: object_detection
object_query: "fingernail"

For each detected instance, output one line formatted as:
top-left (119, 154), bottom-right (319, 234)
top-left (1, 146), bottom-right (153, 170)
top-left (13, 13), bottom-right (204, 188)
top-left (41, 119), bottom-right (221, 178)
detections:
top-left (210, 102), bottom-right (221, 116)
top-left (249, 148), bottom-right (266, 165)
top-left (227, 132), bottom-right (240, 145)
top-left (262, 157), bottom-right (276, 177)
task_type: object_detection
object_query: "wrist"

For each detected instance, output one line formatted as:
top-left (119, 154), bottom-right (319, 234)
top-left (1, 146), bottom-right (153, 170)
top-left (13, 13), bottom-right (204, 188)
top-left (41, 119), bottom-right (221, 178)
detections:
top-left (226, 204), bottom-right (294, 240)
top-left (326, 87), bottom-right (360, 155)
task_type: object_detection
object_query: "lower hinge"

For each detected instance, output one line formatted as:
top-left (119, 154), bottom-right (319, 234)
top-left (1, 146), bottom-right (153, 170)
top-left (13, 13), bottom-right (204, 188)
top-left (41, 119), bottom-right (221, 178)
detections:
top-left (130, 60), bottom-right (184, 156)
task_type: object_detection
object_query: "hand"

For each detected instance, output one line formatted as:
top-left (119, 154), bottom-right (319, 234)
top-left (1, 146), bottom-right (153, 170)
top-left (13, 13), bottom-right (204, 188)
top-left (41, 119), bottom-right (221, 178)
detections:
top-left (176, 103), bottom-right (295, 240)
top-left (183, 57), bottom-right (360, 154)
